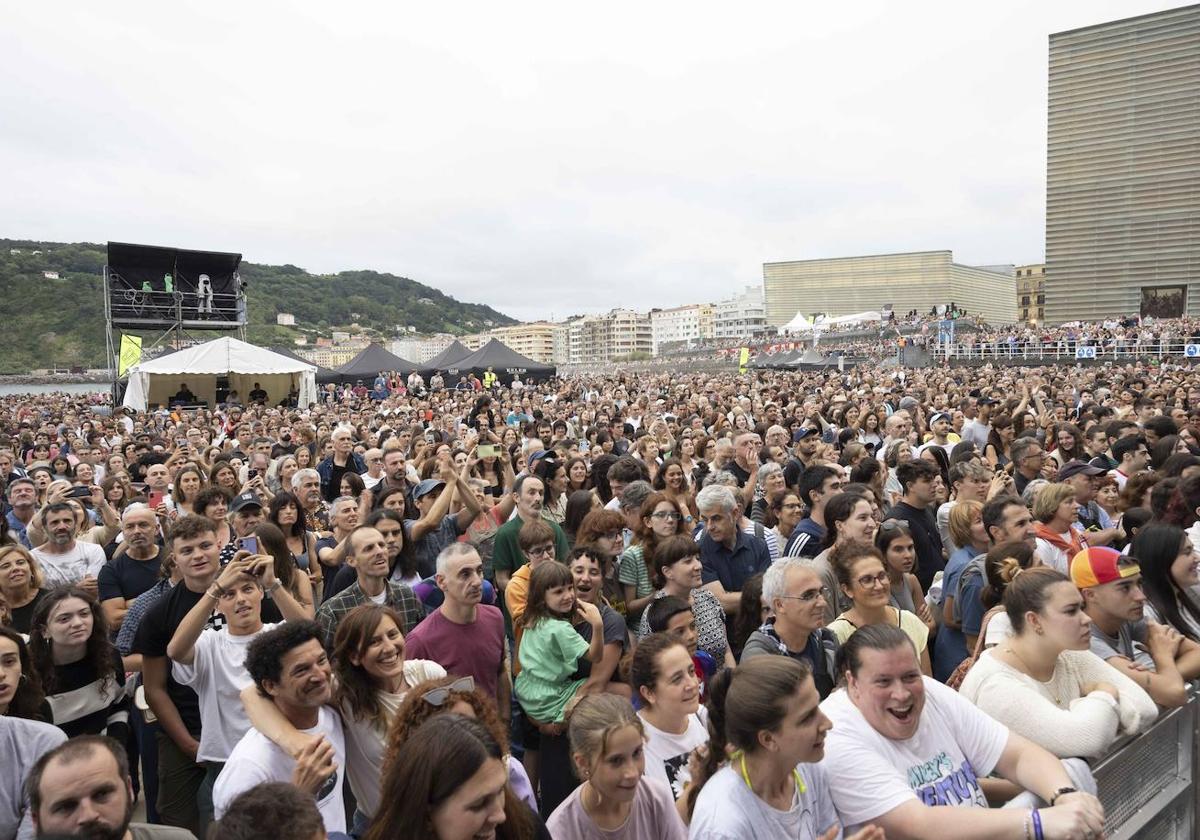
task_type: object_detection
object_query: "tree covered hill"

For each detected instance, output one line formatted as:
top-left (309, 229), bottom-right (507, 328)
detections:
top-left (0, 238), bottom-right (516, 373)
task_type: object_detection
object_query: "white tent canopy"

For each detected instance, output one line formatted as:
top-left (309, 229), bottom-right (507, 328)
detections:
top-left (779, 311), bottom-right (815, 333)
top-left (122, 337), bottom-right (317, 411)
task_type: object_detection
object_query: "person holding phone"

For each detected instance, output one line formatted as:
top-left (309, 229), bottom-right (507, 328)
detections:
top-left (168, 549), bottom-right (310, 820)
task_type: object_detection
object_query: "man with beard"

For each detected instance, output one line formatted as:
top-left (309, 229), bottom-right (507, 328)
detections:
top-left (99, 504), bottom-right (165, 631)
top-left (213, 622), bottom-right (345, 834)
top-left (291, 469), bottom-right (329, 534)
top-left (31, 502), bottom-right (106, 594)
top-left (27, 734), bottom-right (192, 839)
top-left (490, 474), bottom-right (569, 594)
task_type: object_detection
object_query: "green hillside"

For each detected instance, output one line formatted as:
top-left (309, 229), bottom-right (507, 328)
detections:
top-left (0, 239), bottom-right (516, 373)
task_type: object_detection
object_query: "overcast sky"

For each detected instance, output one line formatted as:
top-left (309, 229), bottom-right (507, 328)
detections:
top-left (0, 1), bottom-right (1187, 322)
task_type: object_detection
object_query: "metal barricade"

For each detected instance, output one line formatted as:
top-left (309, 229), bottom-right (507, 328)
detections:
top-left (1089, 690), bottom-right (1197, 840)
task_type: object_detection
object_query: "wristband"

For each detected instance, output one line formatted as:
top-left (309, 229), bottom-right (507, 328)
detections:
top-left (206, 586), bottom-right (225, 601)
top-left (268, 579), bottom-right (282, 592)
top-left (1032, 808), bottom-right (1044, 840)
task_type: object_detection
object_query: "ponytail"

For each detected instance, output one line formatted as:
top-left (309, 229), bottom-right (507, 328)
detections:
top-left (685, 667), bottom-right (734, 821)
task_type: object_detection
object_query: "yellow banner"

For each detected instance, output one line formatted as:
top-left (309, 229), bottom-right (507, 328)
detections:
top-left (738, 347), bottom-right (749, 373)
top-left (118, 334), bottom-right (142, 376)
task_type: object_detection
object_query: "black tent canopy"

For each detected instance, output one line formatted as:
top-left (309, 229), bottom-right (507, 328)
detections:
top-left (447, 339), bottom-right (556, 381)
top-left (335, 343), bottom-right (418, 382)
top-left (418, 340), bottom-right (473, 376)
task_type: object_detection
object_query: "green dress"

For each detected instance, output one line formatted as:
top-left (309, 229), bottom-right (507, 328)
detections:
top-left (515, 617), bottom-right (589, 723)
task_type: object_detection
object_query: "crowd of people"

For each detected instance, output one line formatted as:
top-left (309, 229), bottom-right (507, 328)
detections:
top-left (7, 353), bottom-right (1200, 838)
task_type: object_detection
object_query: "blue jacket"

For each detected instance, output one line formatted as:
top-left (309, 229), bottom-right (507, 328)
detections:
top-left (316, 453), bottom-right (368, 497)
top-left (785, 517), bottom-right (826, 558)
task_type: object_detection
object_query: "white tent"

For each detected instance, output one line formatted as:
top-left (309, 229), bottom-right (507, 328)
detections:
top-left (122, 337), bottom-right (317, 411)
top-left (779, 311), bottom-right (815, 333)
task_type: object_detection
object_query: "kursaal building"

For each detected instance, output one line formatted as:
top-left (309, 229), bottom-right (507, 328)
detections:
top-left (1044, 4), bottom-right (1200, 323)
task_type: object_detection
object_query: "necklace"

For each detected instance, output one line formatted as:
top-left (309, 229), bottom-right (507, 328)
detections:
top-left (737, 750), bottom-right (806, 806)
top-left (1003, 645), bottom-right (1065, 705)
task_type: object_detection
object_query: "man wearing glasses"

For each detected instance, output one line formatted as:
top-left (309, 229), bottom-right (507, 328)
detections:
top-left (1010, 437), bottom-right (1046, 497)
top-left (742, 558), bottom-right (840, 699)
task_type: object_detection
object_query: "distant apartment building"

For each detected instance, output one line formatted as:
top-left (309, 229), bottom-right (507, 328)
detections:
top-left (762, 252), bottom-right (1018, 327)
top-left (714, 286), bottom-right (769, 342)
top-left (566, 310), bottom-right (652, 364)
top-left (650, 303), bottom-right (715, 355)
top-left (392, 334), bottom-right (454, 363)
top-left (1016, 264), bottom-right (1046, 325)
top-left (275, 312), bottom-right (295, 326)
top-left (298, 346), bottom-right (361, 368)
top-left (1045, 5), bottom-right (1200, 322)
top-left (491, 321), bottom-right (557, 364)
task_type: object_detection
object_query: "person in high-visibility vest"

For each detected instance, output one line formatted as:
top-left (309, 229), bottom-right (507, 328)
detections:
top-left (482, 367), bottom-right (497, 389)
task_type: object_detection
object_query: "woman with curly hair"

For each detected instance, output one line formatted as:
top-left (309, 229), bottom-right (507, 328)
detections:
top-left (28, 587), bottom-right (129, 742)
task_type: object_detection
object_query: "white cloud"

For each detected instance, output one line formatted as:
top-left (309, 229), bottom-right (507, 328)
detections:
top-left (0, 1), bottom-right (1186, 322)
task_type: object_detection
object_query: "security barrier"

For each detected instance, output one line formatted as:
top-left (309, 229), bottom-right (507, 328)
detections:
top-left (930, 340), bottom-right (1200, 363)
top-left (1090, 689), bottom-right (1197, 839)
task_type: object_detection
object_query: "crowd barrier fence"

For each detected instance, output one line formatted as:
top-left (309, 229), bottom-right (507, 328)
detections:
top-left (1090, 686), bottom-right (1197, 839)
top-left (931, 340), bottom-right (1200, 363)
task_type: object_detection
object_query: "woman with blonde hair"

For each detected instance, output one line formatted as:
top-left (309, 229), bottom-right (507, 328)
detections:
top-left (1033, 483), bottom-right (1086, 574)
top-left (0, 544), bottom-right (48, 634)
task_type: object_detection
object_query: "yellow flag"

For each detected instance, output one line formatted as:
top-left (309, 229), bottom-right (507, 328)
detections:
top-left (118, 334), bottom-right (142, 376)
top-left (738, 346), bottom-right (750, 373)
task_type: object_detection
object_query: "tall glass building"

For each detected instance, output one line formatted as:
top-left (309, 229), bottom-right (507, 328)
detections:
top-left (1045, 4), bottom-right (1200, 323)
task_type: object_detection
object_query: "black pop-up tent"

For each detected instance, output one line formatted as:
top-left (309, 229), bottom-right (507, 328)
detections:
top-left (418, 340), bottom-right (473, 376)
top-left (335, 343), bottom-right (418, 383)
top-left (447, 339), bottom-right (556, 382)
top-left (269, 347), bottom-right (342, 384)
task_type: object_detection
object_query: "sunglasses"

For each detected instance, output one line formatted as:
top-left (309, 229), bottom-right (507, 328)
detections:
top-left (420, 675), bottom-right (476, 706)
top-left (878, 518), bottom-right (909, 535)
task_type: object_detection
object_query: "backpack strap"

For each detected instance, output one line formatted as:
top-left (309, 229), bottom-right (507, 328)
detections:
top-left (973, 606), bottom-right (1004, 658)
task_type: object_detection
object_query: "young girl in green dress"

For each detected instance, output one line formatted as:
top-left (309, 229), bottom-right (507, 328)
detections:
top-left (515, 562), bottom-right (604, 730)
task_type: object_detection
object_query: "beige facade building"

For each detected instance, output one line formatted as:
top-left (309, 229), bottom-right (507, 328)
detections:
top-left (1016, 264), bottom-right (1046, 325)
top-left (762, 251), bottom-right (1018, 327)
top-left (491, 322), bottom-right (557, 364)
top-left (1045, 5), bottom-right (1200, 323)
top-left (566, 310), bottom-right (652, 364)
top-left (299, 346), bottom-right (362, 368)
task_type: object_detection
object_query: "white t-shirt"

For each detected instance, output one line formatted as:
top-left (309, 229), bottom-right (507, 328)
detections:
top-left (341, 659), bottom-right (446, 819)
top-left (32, 542), bottom-right (107, 588)
top-left (688, 761), bottom-right (840, 840)
top-left (213, 706), bottom-right (346, 833)
top-left (639, 708), bottom-right (709, 802)
top-left (172, 623), bottom-right (280, 762)
top-left (819, 679), bottom-right (1008, 832)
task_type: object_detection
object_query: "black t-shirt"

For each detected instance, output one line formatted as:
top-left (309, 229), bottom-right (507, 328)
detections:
top-left (783, 457), bottom-right (806, 490)
top-left (132, 583), bottom-right (282, 737)
top-left (324, 461), bottom-right (352, 502)
top-left (9, 589), bottom-right (47, 635)
top-left (98, 547), bottom-right (164, 604)
top-left (888, 501), bottom-right (945, 592)
top-left (727, 460), bottom-right (753, 488)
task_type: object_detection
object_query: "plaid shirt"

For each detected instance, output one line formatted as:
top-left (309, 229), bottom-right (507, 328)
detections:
top-left (315, 579), bottom-right (423, 652)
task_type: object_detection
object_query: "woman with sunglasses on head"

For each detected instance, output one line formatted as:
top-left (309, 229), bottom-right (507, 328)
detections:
top-left (242, 604), bottom-right (449, 835)
top-left (687, 656), bottom-right (879, 840)
top-left (371, 714), bottom-right (547, 840)
top-left (619, 492), bottom-right (686, 619)
top-left (385, 674), bottom-right (537, 814)
top-left (827, 541), bottom-right (932, 676)
top-left (575, 509), bottom-right (630, 615)
top-left (548, 693), bottom-right (686, 839)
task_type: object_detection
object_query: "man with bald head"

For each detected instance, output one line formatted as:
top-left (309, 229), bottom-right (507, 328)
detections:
top-left (99, 504), bottom-right (165, 631)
